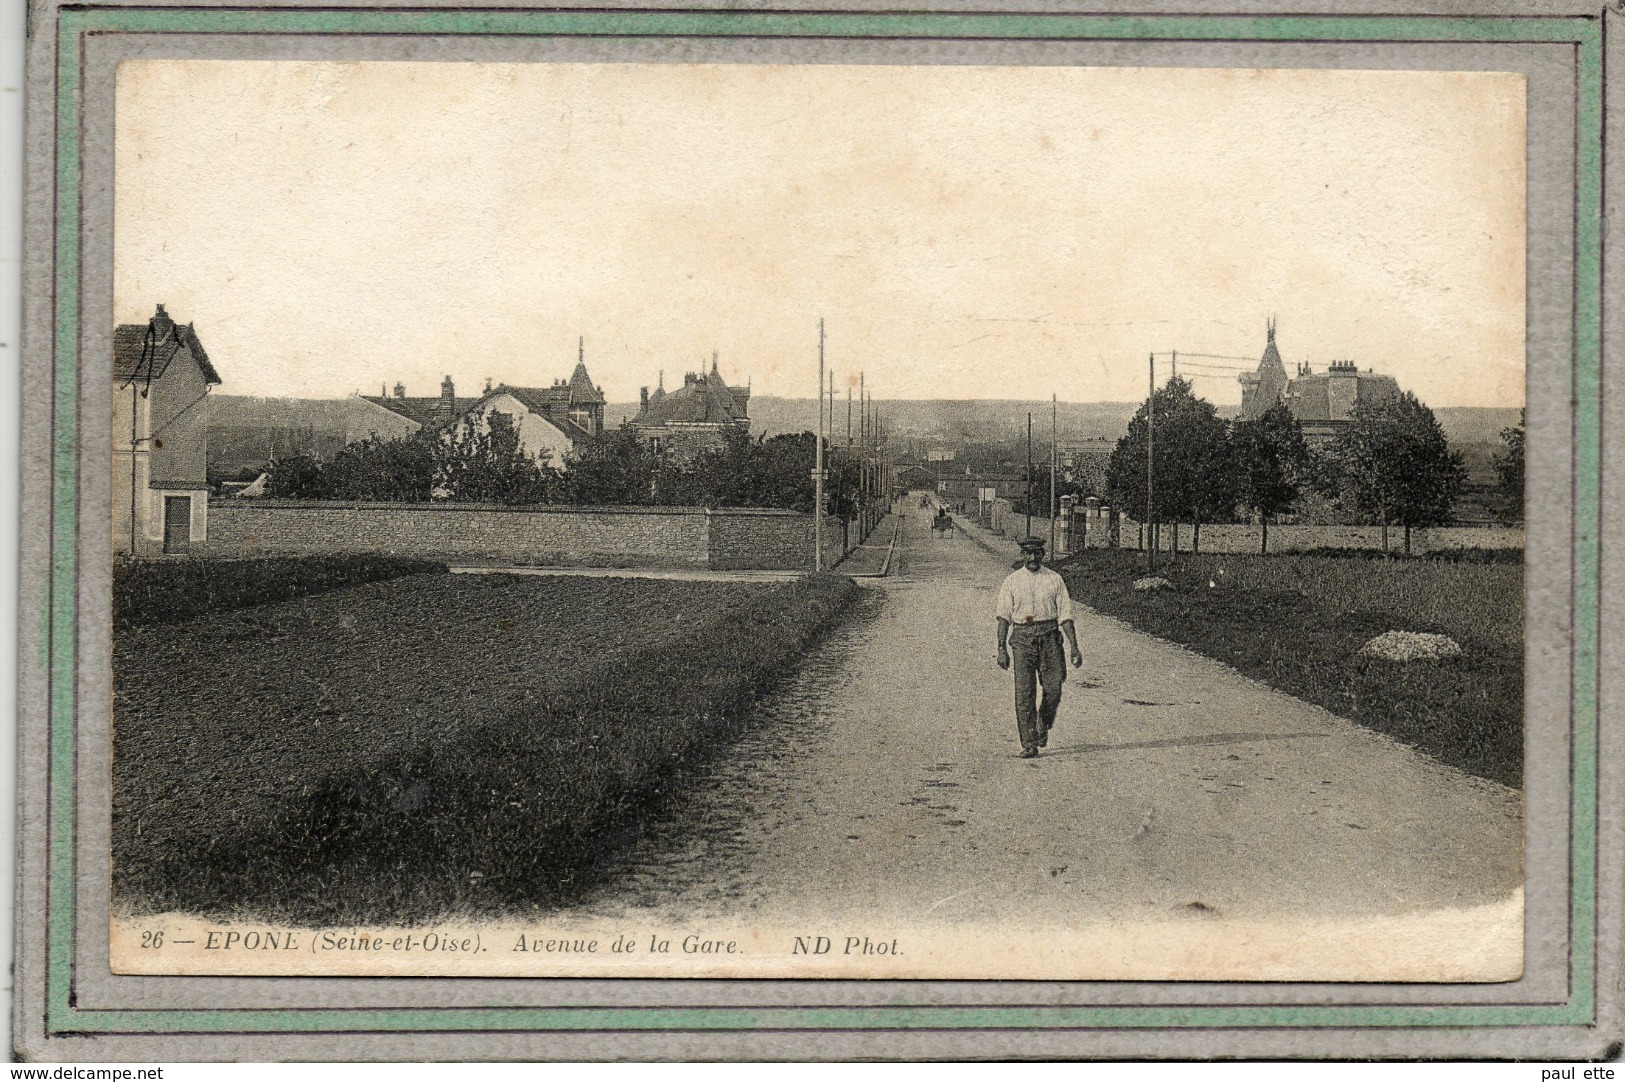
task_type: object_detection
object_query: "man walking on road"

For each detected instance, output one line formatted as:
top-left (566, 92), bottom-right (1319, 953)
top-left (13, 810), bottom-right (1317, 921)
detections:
top-left (996, 537), bottom-right (1083, 758)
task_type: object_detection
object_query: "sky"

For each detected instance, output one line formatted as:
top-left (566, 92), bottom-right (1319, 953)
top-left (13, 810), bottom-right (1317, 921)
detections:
top-left (114, 61), bottom-right (1526, 407)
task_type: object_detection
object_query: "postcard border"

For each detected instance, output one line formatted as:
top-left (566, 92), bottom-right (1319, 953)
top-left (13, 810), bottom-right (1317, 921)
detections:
top-left (39, 5), bottom-right (1605, 1039)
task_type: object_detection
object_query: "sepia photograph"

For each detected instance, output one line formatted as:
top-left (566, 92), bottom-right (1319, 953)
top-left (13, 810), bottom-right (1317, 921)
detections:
top-left (102, 57), bottom-right (1529, 982)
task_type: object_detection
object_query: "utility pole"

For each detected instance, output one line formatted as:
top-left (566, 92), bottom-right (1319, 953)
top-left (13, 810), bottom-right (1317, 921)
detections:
top-left (846, 384), bottom-right (852, 448)
top-left (1026, 411), bottom-right (1034, 541)
top-left (815, 320), bottom-right (825, 573)
top-left (1050, 393), bottom-right (1058, 558)
top-left (1171, 349), bottom-right (1178, 382)
top-left (1147, 353), bottom-right (1156, 573)
top-left (860, 374), bottom-right (867, 449)
top-left (825, 370), bottom-right (834, 464)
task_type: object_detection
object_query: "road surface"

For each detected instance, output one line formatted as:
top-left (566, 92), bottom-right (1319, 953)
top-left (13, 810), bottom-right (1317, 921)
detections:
top-left (557, 500), bottom-right (1524, 979)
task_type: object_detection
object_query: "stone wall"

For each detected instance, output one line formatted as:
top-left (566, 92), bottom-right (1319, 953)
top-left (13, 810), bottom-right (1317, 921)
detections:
top-left (703, 508), bottom-right (846, 571)
top-left (207, 501), bottom-right (847, 570)
top-left (1108, 518), bottom-right (1523, 555)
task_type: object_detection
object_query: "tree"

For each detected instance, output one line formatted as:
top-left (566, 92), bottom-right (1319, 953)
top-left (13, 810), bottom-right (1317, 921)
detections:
top-left (1176, 401), bottom-right (1236, 555)
top-left (1324, 391), bottom-right (1467, 554)
top-left (661, 429), bottom-right (818, 512)
top-left (1231, 402), bottom-right (1312, 554)
top-left (264, 453), bottom-right (326, 499)
top-left (320, 433), bottom-right (437, 501)
top-left (1107, 377), bottom-right (1233, 553)
top-left (261, 432), bottom-right (437, 501)
top-left (563, 427), bottom-right (661, 505)
top-left (1493, 409), bottom-right (1525, 523)
top-left (433, 411), bottom-right (560, 504)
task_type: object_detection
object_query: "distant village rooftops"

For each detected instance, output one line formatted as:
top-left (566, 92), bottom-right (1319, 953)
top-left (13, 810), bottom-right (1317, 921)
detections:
top-left (363, 337), bottom-right (607, 433)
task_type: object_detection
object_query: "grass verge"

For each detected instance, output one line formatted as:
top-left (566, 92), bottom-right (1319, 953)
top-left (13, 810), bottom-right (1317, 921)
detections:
top-left (113, 571), bottom-right (861, 924)
top-left (1060, 549), bottom-right (1522, 788)
top-left (114, 554), bottom-right (448, 629)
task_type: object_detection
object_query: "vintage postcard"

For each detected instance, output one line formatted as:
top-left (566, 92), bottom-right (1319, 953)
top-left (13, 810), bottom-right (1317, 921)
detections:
top-left (103, 57), bottom-right (1528, 981)
top-left (15, 0), bottom-right (1621, 1061)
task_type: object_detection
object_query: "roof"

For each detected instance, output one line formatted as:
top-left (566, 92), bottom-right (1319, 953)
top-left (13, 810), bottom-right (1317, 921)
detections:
top-left (471, 385), bottom-right (598, 438)
top-left (633, 360), bottom-right (750, 427)
top-left (1238, 320), bottom-right (1290, 421)
top-left (568, 361), bottom-right (605, 405)
top-left (359, 395), bottom-right (477, 428)
top-left (1283, 368), bottom-right (1400, 424)
top-left (113, 307), bottom-right (222, 386)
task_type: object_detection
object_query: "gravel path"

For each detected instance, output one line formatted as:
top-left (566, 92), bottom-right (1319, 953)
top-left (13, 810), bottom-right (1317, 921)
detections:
top-left (561, 503), bottom-right (1523, 964)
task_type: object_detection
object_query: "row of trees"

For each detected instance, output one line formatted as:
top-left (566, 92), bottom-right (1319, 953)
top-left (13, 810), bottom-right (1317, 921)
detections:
top-left (1104, 378), bottom-right (1478, 554)
top-left (265, 414), bottom-right (839, 513)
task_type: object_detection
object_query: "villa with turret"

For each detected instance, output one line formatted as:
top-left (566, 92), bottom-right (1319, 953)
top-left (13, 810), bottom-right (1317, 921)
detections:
top-left (630, 352), bottom-right (751, 461)
top-left (1238, 320), bottom-right (1401, 445)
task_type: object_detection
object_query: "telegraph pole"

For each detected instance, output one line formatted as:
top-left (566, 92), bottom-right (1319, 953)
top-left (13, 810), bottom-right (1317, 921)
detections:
top-left (1026, 411), bottom-right (1034, 541)
top-left (815, 320), bottom-right (825, 573)
top-left (1147, 353), bottom-right (1156, 573)
top-left (1050, 394), bottom-right (1058, 558)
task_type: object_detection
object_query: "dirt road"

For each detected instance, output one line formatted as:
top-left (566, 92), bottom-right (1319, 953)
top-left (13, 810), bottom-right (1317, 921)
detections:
top-left (561, 503), bottom-right (1523, 977)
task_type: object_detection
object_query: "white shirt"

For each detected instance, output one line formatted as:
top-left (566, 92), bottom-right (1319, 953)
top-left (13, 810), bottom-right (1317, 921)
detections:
top-left (995, 565), bottom-right (1074, 626)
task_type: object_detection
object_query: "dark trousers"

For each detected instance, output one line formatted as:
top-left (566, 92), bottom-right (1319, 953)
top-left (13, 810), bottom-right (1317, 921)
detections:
top-left (1008, 625), bottom-right (1066, 751)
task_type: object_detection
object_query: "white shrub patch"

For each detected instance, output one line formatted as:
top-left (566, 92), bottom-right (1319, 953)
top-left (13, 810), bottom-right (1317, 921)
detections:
top-left (1133, 577), bottom-right (1173, 592)
top-left (1360, 630), bottom-right (1463, 662)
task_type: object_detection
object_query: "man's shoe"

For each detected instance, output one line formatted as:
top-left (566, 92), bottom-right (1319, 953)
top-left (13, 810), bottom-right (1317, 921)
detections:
top-left (1019, 747), bottom-right (1039, 759)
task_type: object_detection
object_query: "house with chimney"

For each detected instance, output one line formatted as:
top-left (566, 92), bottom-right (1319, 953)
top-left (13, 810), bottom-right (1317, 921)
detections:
top-left (362, 338), bottom-right (606, 468)
top-left (113, 304), bottom-right (223, 555)
top-left (1237, 320), bottom-right (1401, 446)
top-left (455, 339), bottom-right (606, 467)
top-left (360, 374), bottom-right (476, 433)
top-left (630, 352), bottom-right (751, 461)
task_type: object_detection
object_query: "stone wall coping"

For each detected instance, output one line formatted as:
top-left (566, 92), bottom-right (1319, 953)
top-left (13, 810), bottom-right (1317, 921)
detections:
top-left (209, 499), bottom-right (822, 518)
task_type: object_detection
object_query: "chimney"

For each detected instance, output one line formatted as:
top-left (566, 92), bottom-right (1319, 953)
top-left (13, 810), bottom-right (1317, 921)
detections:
top-left (484, 377), bottom-right (493, 393)
top-left (151, 303), bottom-right (174, 340)
top-left (393, 381), bottom-right (406, 398)
top-left (640, 387), bottom-right (649, 409)
top-left (440, 375), bottom-right (455, 414)
top-left (381, 383), bottom-right (387, 397)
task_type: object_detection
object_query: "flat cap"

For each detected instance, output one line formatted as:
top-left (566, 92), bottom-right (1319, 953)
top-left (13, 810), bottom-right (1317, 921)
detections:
top-left (1017, 536), bottom-right (1047, 553)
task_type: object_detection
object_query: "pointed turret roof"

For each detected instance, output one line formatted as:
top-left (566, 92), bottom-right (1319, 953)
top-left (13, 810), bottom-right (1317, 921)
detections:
top-left (568, 361), bottom-right (604, 404)
top-left (568, 337), bottom-right (605, 404)
top-left (1238, 317), bottom-right (1291, 421)
top-left (1260, 316), bottom-right (1285, 375)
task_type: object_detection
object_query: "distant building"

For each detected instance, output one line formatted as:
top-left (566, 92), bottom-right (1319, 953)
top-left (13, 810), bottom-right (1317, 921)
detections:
top-left (113, 304), bottom-right (222, 555)
top-left (937, 471), bottom-right (1027, 504)
top-left (363, 339), bottom-right (607, 468)
top-left (454, 340), bottom-right (606, 467)
top-left (361, 374), bottom-right (477, 432)
top-left (630, 352), bottom-right (751, 460)
top-left (895, 465), bottom-right (936, 491)
top-left (1237, 320), bottom-right (1401, 445)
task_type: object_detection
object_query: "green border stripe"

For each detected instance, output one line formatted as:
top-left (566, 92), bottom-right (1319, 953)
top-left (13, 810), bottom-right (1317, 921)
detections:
top-left (48, 12), bottom-right (82, 1035)
top-left (1568, 15), bottom-right (1604, 1028)
top-left (63, 7), bottom-right (1595, 41)
top-left (49, 7), bottom-right (1604, 1036)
